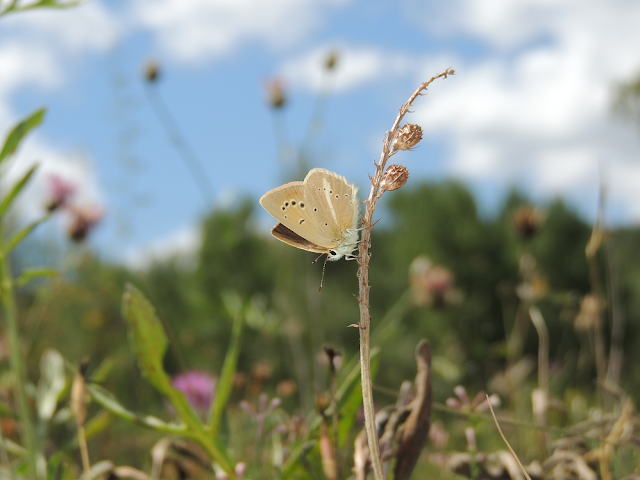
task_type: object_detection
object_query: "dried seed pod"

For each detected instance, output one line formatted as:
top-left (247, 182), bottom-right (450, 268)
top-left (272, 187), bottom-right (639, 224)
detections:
top-left (266, 79), bottom-right (286, 109)
top-left (512, 206), bottom-right (545, 240)
top-left (71, 357), bottom-right (90, 426)
top-left (393, 123), bottom-right (423, 151)
top-left (324, 50), bottom-right (339, 70)
top-left (144, 60), bottom-right (161, 83)
top-left (380, 164), bottom-right (409, 192)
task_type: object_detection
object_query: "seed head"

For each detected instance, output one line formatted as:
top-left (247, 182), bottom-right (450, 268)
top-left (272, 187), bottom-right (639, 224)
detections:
top-left (393, 123), bottom-right (423, 151)
top-left (266, 79), bottom-right (286, 109)
top-left (324, 50), bottom-right (339, 71)
top-left (143, 60), bottom-right (161, 83)
top-left (512, 206), bottom-right (545, 240)
top-left (45, 175), bottom-right (76, 212)
top-left (380, 164), bottom-right (409, 192)
top-left (68, 206), bottom-right (104, 242)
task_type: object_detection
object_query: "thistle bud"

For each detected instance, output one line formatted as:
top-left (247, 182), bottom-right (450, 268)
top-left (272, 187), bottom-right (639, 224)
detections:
top-left (380, 164), bottom-right (409, 192)
top-left (324, 50), bottom-right (339, 71)
top-left (71, 357), bottom-right (90, 426)
top-left (266, 79), bottom-right (286, 109)
top-left (143, 60), bottom-right (161, 83)
top-left (512, 206), bottom-right (545, 240)
top-left (393, 123), bottom-right (423, 151)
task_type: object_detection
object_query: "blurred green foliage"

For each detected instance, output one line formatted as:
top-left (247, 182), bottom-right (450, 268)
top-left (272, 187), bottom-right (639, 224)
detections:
top-left (11, 176), bottom-right (640, 473)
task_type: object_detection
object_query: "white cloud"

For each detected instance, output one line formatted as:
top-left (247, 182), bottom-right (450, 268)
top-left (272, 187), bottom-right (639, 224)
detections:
top-left (124, 224), bottom-right (202, 270)
top-left (130, 0), bottom-right (351, 63)
top-left (410, 0), bottom-right (640, 223)
top-left (0, 1), bottom-right (119, 225)
top-left (279, 45), bottom-right (417, 93)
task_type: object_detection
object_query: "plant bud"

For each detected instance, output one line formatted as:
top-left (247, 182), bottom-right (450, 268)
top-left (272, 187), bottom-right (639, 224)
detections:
top-left (71, 357), bottom-right (89, 426)
top-left (512, 206), bottom-right (545, 240)
top-left (380, 164), bottom-right (409, 192)
top-left (266, 79), bottom-right (286, 109)
top-left (144, 61), bottom-right (161, 83)
top-left (324, 50), bottom-right (339, 70)
top-left (393, 123), bottom-right (423, 150)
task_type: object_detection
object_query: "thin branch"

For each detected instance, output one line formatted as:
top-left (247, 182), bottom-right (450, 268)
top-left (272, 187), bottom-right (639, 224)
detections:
top-left (356, 68), bottom-right (454, 480)
top-left (487, 395), bottom-right (533, 480)
top-left (144, 84), bottom-right (214, 205)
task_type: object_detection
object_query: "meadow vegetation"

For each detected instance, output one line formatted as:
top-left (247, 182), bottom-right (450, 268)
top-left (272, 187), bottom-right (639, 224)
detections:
top-left (2, 3), bottom-right (640, 480)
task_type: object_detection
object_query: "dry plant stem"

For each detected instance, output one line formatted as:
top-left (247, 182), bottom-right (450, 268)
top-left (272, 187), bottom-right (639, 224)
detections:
top-left (77, 423), bottom-right (92, 480)
top-left (605, 239), bottom-right (624, 385)
top-left (357, 68), bottom-right (454, 480)
top-left (486, 395), bottom-right (533, 480)
top-left (529, 306), bottom-right (549, 454)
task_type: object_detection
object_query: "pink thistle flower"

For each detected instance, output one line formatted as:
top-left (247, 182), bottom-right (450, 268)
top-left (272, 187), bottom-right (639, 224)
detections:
top-left (67, 206), bottom-right (103, 242)
top-left (172, 371), bottom-right (217, 414)
top-left (45, 175), bottom-right (76, 212)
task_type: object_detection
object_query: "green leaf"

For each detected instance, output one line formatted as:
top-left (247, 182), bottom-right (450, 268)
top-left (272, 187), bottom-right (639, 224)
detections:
top-left (208, 294), bottom-right (243, 435)
top-left (1, 216), bottom-right (47, 258)
top-left (278, 441), bottom-right (317, 480)
top-left (337, 377), bottom-right (364, 447)
top-left (221, 290), bottom-right (243, 319)
top-left (121, 285), bottom-right (236, 478)
top-left (0, 163), bottom-right (38, 218)
top-left (0, 109), bottom-right (45, 165)
top-left (121, 284), bottom-right (171, 393)
top-left (86, 383), bottom-right (186, 434)
top-left (15, 267), bottom-right (58, 287)
top-left (37, 349), bottom-right (66, 421)
top-left (45, 451), bottom-right (70, 480)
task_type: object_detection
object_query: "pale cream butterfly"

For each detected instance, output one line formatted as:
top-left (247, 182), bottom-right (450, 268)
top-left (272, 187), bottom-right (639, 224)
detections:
top-left (260, 168), bottom-right (360, 261)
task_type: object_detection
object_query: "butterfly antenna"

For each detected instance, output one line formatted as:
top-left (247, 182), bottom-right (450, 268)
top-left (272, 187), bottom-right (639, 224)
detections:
top-left (311, 253), bottom-right (324, 265)
top-left (319, 256), bottom-right (329, 294)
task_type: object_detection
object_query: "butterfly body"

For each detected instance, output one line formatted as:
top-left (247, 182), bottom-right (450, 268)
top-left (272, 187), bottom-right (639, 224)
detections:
top-left (260, 168), bottom-right (360, 261)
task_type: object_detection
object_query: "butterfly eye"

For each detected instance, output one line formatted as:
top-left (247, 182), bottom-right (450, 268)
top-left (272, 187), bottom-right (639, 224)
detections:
top-left (329, 250), bottom-right (337, 256)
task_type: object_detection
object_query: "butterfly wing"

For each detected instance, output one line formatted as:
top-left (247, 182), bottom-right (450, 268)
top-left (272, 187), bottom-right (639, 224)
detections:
top-left (303, 168), bottom-right (359, 240)
top-left (270, 223), bottom-right (328, 254)
top-left (260, 181), bottom-right (336, 249)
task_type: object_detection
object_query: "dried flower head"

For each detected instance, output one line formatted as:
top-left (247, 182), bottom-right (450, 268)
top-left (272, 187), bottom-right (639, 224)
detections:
top-left (512, 206), bottom-right (545, 240)
top-left (318, 345), bottom-right (343, 371)
top-left (266, 79), bottom-right (286, 109)
top-left (143, 60), bottom-right (161, 83)
top-left (46, 175), bottom-right (76, 212)
top-left (71, 357), bottom-right (90, 426)
top-left (68, 206), bottom-right (104, 242)
top-left (324, 50), bottom-right (339, 70)
top-left (380, 164), bottom-right (409, 192)
top-left (252, 360), bottom-right (273, 382)
top-left (172, 371), bottom-right (216, 414)
top-left (393, 123), bottom-right (423, 151)
top-left (409, 256), bottom-right (460, 307)
top-left (445, 385), bottom-right (500, 414)
top-left (276, 379), bottom-right (297, 397)
top-left (574, 294), bottom-right (600, 331)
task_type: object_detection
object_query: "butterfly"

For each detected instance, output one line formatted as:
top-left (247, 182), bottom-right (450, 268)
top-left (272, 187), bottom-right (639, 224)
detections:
top-left (260, 168), bottom-right (360, 261)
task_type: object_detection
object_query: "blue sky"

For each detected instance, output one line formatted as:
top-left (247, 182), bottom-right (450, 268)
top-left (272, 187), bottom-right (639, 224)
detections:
top-left (2, 0), bottom-right (640, 266)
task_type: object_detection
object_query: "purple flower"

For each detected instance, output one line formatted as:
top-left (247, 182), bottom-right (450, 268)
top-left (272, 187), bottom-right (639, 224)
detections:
top-left (172, 371), bottom-right (216, 414)
top-left (46, 175), bottom-right (76, 212)
top-left (67, 205), bottom-right (104, 242)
